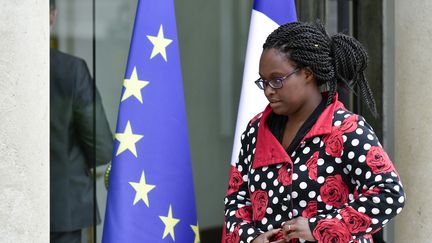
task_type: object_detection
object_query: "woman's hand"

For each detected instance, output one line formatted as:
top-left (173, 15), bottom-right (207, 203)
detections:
top-left (251, 229), bottom-right (285, 243)
top-left (282, 217), bottom-right (315, 242)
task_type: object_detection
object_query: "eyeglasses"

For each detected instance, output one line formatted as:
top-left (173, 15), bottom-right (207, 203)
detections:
top-left (254, 68), bottom-right (300, 90)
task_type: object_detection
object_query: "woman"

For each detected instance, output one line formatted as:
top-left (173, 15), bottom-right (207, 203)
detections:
top-left (223, 22), bottom-right (405, 243)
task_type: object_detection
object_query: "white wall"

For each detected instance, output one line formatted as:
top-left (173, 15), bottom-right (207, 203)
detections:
top-left (395, 0), bottom-right (432, 241)
top-left (0, 0), bottom-right (49, 242)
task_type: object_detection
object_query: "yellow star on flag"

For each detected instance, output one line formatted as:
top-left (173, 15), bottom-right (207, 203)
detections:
top-left (121, 66), bottom-right (149, 103)
top-left (115, 121), bottom-right (144, 157)
top-left (190, 223), bottom-right (200, 243)
top-left (129, 170), bottom-right (155, 207)
top-left (159, 205), bottom-right (180, 241)
top-left (147, 24), bottom-right (173, 61)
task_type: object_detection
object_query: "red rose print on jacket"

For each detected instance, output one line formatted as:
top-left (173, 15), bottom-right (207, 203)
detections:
top-left (225, 224), bottom-right (240, 243)
top-left (354, 186), bottom-right (380, 200)
top-left (306, 152), bottom-right (319, 181)
top-left (302, 200), bottom-right (317, 218)
top-left (251, 190), bottom-right (268, 221)
top-left (320, 174), bottom-right (349, 208)
top-left (337, 114), bottom-right (358, 133)
top-left (313, 218), bottom-right (351, 243)
top-left (227, 166), bottom-right (243, 195)
top-left (235, 205), bottom-right (253, 222)
top-left (324, 131), bottom-right (344, 157)
top-left (277, 163), bottom-right (293, 186)
top-left (366, 146), bottom-right (395, 174)
top-left (340, 206), bottom-right (372, 234)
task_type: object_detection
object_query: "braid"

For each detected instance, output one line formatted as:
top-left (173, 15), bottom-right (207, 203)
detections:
top-left (263, 21), bottom-right (378, 117)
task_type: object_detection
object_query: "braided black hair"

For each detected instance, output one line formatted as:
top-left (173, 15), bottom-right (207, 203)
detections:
top-left (263, 21), bottom-right (378, 117)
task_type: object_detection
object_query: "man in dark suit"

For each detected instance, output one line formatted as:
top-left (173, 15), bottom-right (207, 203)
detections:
top-left (50, 0), bottom-right (113, 242)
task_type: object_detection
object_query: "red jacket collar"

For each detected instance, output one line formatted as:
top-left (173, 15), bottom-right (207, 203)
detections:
top-left (252, 94), bottom-right (345, 169)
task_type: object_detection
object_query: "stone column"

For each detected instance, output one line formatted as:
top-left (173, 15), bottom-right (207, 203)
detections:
top-left (0, 1), bottom-right (49, 242)
top-left (394, 0), bottom-right (432, 242)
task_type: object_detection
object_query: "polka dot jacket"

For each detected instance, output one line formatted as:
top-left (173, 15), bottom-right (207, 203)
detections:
top-left (223, 98), bottom-right (405, 243)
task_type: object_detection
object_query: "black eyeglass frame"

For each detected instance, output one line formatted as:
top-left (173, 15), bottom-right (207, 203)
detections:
top-left (254, 67), bottom-right (300, 90)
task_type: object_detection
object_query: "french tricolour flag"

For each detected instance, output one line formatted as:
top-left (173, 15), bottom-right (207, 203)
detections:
top-left (231, 0), bottom-right (298, 165)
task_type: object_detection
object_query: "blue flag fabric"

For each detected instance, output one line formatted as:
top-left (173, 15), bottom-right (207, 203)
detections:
top-left (102, 1), bottom-right (199, 242)
top-left (253, 0), bottom-right (297, 25)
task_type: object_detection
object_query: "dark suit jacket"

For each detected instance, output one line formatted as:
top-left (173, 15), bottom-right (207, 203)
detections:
top-left (50, 49), bottom-right (113, 232)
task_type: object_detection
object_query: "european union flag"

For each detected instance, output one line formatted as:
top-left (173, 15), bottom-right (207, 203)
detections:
top-left (102, 1), bottom-right (199, 242)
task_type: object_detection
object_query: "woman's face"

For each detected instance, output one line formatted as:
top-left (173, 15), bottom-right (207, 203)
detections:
top-left (259, 48), bottom-right (313, 116)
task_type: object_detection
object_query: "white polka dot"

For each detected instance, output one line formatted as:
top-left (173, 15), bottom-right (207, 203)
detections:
top-left (394, 185), bottom-right (400, 192)
top-left (386, 178), bottom-right (394, 183)
top-left (293, 209), bottom-right (299, 216)
top-left (310, 217), bottom-right (317, 223)
top-left (363, 143), bottom-right (371, 150)
top-left (365, 171), bottom-right (371, 179)
top-left (337, 110), bottom-right (345, 114)
top-left (359, 120), bottom-right (365, 126)
top-left (250, 127), bottom-right (255, 134)
top-left (313, 137), bottom-right (320, 144)
top-left (239, 191), bottom-right (246, 196)
top-left (355, 168), bottom-right (362, 175)
top-left (325, 204), bottom-right (333, 210)
top-left (292, 173), bottom-right (298, 180)
top-left (265, 191), bottom-right (273, 199)
top-left (343, 168), bottom-right (349, 175)
top-left (266, 208), bottom-right (273, 214)
top-left (238, 165), bottom-right (243, 172)
top-left (391, 172), bottom-right (398, 178)
top-left (348, 151), bottom-right (355, 159)
top-left (276, 164), bottom-right (282, 169)
top-left (288, 212), bottom-right (293, 218)
top-left (275, 214), bottom-right (282, 221)
top-left (317, 158), bottom-right (325, 166)
top-left (367, 134), bottom-right (374, 140)
top-left (343, 135), bottom-right (347, 142)
top-left (247, 154), bottom-right (251, 161)
top-left (242, 175), bottom-right (248, 181)
top-left (247, 228), bottom-right (254, 234)
top-left (254, 174), bottom-right (260, 181)
top-left (366, 227), bottom-right (372, 233)
top-left (317, 176), bottom-right (325, 184)
top-left (358, 207), bottom-right (366, 213)
top-left (267, 224), bottom-right (274, 230)
top-left (282, 205), bottom-right (288, 211)
top-left (272, 197), bottom-right (279, 204)
top-left (237, 195), bottom-right (245, 200)
top-left (229, 211), bottom-right (236, 216)
top-left (262, 166), bottom-right (268, 171)
top-left (397, 208), bottom-right (403, 214)
top-left (398, 196), bottom-right (405, 203)
top-left (262, 217), bottom-right (268, 224)
top-left (247, 237), bottom-right (254, 242)
top-left (385, 208), bottom-right (392, 214)
top-left (326, 166), bottom-right (334, 174)
top-left (309, 191), bottom-right (316, 198)
top-left (373, 197), bottom-right (380, 203)
top-left (356, 128), bottom-right (364, 135)
top-left (299, 165), bottom-right (307, 171)
top-left (334, 120), bottom-right (342, 126)
top-left (227, 221), bottom-right (231, 229)
top-left (273, 179), bottom-right (279, 187)
top-left (252, 137), bottom-right (256, 144)
top-left (351, 139), bottom-right (360, 146)
top-left (335, 157), bottom-right (342, 164)
top-left (359, 197), bottom-right (367, 202)
top-left (358, 155), bottom-right (366, 163)
top-left (372, 208), bottom-right (380, 215)
top-left (299, 200), bottom-right (307, 207)
top-left (300, 182), bottom-right (308, 189)
top-left (372, 218), bottom-right (379, 224)
top-left (317, 195), bottom-right (322, 202)
top-left (279, 186), bottom-right (285, 193)
top-left (250, 185), bottom-right (255, 192)
top-left (291, 152), bottom-right (296, 157)
top-left (292, 191), bottom-right (298, 198)
top-left (261, 182), bottom-right (267, 189)
top-left (294, 157), bottom-right (300, 164)
top-left (267, 171), bottom-right (274, 179)
top-left (303, 147), bottom-right (311, 154)
top-left (375, 175), bottom-right (383, 182)
top-left (251, 168), bottom-right (255, 174)
top-left (386, 197), bottom-right (394, 204)
top-left (347, 164), bottom-right (352, 171)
